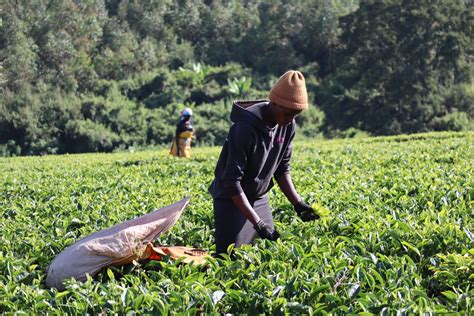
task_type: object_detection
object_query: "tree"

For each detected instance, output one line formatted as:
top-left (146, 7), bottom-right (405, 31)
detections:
top-left (0, 8), bottom-right (38, 91)
top-left (318, 0), bottom-right (473, 135)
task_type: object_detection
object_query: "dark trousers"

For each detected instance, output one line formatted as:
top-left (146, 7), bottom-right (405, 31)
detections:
top-left (213, 195), bottom-right (274, 255)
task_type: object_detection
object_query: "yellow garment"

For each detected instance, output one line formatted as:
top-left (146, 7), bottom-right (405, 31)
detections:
top-left (146, 245), bottom-right (209, 265)
top-left (170, 131), bottom-right (194, 157)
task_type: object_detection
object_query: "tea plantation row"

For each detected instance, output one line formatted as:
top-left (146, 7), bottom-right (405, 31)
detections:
top-left (1, 131), bottom-right (472, 314)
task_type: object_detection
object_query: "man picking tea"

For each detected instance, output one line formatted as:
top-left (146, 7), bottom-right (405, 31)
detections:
top-left (209, 70), bottom-right (320, 254)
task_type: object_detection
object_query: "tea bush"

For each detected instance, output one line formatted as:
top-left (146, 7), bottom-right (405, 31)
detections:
top-left (0, 131), bottom-right (472, 313)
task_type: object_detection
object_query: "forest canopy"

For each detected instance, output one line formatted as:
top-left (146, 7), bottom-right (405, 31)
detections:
top-left (1, 0), bottom-right (472, 155)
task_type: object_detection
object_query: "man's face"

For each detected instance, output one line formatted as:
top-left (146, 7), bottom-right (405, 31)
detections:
top-left (273, 103), bottom-right (303, 126)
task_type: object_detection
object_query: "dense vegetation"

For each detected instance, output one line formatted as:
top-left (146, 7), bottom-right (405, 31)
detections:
top-left (0, 131), bottom-right (472, 313)
top-left (1, 0), bottom-right (473, 156)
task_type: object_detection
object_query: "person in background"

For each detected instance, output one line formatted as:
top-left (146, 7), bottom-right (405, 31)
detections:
top-left (170, 107), bottom-right (195, 158)
top-left (208, 70), bottom-right (320, 255)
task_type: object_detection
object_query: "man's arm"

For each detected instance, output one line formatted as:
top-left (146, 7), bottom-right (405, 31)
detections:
top-left (232, 192), bottom-right (279, 240)
top-left (275, 173), bottom-right (301, 205)
top-left (276, 173), bottom-right (319, 222)
top-left (231, 192), bottom-right (261, 225)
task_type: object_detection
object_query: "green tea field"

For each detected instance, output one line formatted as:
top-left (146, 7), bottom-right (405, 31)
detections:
top-left (1, 132), bottom-right (473, 314)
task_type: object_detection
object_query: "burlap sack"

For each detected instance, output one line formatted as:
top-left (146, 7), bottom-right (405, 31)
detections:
top-left (46, 197), bottom-right (190, 290)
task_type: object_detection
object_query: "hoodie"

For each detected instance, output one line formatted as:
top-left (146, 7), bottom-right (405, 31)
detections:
top-left (208, 100), bottom-right (295, 201)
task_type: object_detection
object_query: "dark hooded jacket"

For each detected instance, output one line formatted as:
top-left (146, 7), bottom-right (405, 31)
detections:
top-left (208, 100), bottom-right (295, 201)
top-left (176, 116), bottom-right (194, 139)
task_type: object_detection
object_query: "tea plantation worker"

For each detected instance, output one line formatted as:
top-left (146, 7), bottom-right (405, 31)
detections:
top-left (170, 107), bottom-right (195, 158)
top-left (208, 70), bottom-right (319, 255)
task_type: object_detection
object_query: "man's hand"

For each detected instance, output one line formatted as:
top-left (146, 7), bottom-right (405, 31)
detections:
top-left (294, 200), bottom-right (320, 222)
top-left (254, 220), bottom-right (280, 241)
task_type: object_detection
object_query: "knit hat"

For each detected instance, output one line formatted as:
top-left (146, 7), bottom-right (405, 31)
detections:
top-left (269, 70), bottom-right (308, 110)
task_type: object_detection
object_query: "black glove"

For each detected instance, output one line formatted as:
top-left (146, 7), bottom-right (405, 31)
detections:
top-left (254, 220), bottom-right (280, 241)
top-left (294, 200), bottom-right (320, 222)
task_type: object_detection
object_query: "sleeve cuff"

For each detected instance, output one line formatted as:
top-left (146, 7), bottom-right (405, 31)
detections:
top-left (274, 170), bottom-right (291, 179)
top-left (223, 181), bottom-right (243, 196)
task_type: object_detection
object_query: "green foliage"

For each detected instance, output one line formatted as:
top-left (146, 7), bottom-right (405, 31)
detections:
top-left (325, 127), bottom-right (371, 139)
top-left (63, 120), bottom-right (119, 153)
top-left (430, 250), bottom-right (473, 293)
top-left (1, 0), bottom-right (352, 90)
top-left (1, 0), bottom-right (472, 155)
top-left (295, 105), bottom-right (326, 139)
top-left (432, 111), bottom-right (472, 132)
top-left (319, 0), bottom-right (474, 135)
top-left (0, 132), bottom-right (472, 313)
top-left (193, 101), bottom-right (233, 146)
top-left (0, 140), bottom-right (21, 157)
top-left (227, 76), bottom-right (252, 99)
top-left (1, 63), bottom-right (252, 155)
top-left (0, 9), bottom-right (38, 91)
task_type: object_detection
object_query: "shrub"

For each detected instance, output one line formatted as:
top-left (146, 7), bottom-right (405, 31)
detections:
top-left (63, 120), bottom-right (120, 153)
top-left (432, 111), bottom-right (472, 132)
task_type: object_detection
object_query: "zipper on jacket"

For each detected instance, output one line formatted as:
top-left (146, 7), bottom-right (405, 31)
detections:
top-left (269, 129), bottom-right (274, 149)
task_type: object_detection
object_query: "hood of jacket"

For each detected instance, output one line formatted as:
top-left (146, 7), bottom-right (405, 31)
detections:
top-left (231, 100), bottom-right (275, 136)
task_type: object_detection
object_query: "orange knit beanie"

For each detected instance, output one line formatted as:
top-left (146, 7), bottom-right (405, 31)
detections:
top-left (269, 70), bottom-right (308, 110)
